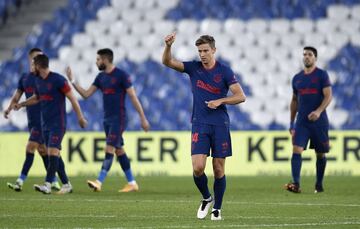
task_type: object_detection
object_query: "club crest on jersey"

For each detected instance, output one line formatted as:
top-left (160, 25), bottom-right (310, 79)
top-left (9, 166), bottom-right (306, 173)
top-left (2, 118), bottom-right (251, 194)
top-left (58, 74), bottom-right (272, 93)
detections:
top-left (213, 74), bottom-right (222, 83)
top-left (311, 77), bottom-right (319, 83)
top-left (111, 78), bottom-right (117, 84)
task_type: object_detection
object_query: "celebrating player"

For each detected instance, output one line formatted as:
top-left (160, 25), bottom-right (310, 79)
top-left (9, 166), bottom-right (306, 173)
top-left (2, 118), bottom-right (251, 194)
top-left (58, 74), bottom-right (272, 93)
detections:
top-left (162, 33), bottom-right (246, 220)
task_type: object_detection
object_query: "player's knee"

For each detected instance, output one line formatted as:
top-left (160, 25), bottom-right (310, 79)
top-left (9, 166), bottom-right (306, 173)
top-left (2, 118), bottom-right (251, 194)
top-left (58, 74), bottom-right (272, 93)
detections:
top-left (292, 145), bottom-right (303, 154)
top-left (37, 144), bottom-right (47, 156)
top-left (115, 148), bottom-right (125, 156)
top-left (26, 142), bottom-right (38, 153)
top-left (213, 166), bottom-right (224, 178)
top-left (193, 166), bottom-right (205, 177)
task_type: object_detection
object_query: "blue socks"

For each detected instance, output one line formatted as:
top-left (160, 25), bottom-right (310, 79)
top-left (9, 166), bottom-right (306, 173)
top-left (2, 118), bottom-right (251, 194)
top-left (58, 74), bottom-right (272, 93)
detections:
top-left (19, 152), bottom-right (34, 181)
top-left (213, 175), bottom-right (226, 209)
top-left (117, 154), bottom-right (135, 182)
top-left (97, 153), bottom-right (114, 183)
top-left (291, 153), bottom-right (302, 185)
top-left (193, 173), bottom-right (211, 199)
top-left (46, 156), bottom-right (59, 183)
top-left (316, 156), bottom-right (327, 186)
top-left (41, 155), bottom-right (58, 183)
top-left (57, 156), bottom-right (69, 184)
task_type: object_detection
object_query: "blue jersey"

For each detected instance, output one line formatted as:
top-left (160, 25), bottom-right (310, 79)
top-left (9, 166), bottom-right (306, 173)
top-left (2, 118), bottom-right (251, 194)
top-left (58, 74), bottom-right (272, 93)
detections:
top-left (183, 61), bottom-right (238, 126)
top-left (92, 67), bottom-right (132, 124)
top-left (17, 72), bottom-right (41, 128)
top-left (292, 67), bottom-right (331, 126)
top-left (34, 72), bottom-right (71, 131)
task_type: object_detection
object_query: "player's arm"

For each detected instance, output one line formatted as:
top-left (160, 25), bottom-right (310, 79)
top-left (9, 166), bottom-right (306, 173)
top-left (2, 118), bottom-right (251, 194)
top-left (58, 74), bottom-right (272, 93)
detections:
top-left (162, 32), bottom-right (185, 72)
top-left (65, 90), bottom-right (88, 128)
top-left (16, 94), bottom-right (40, 110)
top-left (290, 93), bottom-right (298, 133)
top-left (4, 89), bottom-right (23, 118)
top-left (65, 67), bottom-right (97, 99)
top-left (126, 87), bottom-right (150, 132)
top-left (206, 83), bottom-right (246, 109)
top-left (308, 86), bottom-right (332, 121)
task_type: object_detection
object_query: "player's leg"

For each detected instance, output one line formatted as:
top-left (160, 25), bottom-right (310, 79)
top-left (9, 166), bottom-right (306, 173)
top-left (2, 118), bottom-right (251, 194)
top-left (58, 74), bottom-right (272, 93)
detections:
top-left (34, 130), bottom-right (70, 194)
top-left (312, 125), bottom-right (330, 193)
top-left (87, 122), bottom-right (115, 191)
top-left (37, 143), bottom-right (60, 191)
top-left (210, 125), bottom-right (232, 220)
top-left (116, 147), bottom-right (138, 192)
top-left (7, 140), bottom-right (37, 191)
top-left (191, 124), bottom-right (212, 219)
top-left (285, 124), bottom-right (309, 193)
top-left (211, 158), bottom-right (225, 220)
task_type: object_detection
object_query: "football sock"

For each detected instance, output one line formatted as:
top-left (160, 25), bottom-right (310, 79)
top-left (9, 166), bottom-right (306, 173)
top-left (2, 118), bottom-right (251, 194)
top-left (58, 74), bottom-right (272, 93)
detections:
top-left (316, 156), bottom-right (327, 186)
top-left (46, 156), bottom-right (59, 183)
top-left (117, 154), bottom-right (135, 182)
top-left (213, 175), bottom-right (226, 209)
top-left (41, 155), bottom-right (58, 183)
top-left (291, 153), bottom-right (302, 185)
top-left (57, 156), bottom-right (69, 184)
top-left (19, 152), bottom-right (34, 181)
top-left (97, 153), bottom-right (114, 183)
top-left (41, 155), bottom-right (49, 170)
top-left (193, 173), bottom-right (211, 200)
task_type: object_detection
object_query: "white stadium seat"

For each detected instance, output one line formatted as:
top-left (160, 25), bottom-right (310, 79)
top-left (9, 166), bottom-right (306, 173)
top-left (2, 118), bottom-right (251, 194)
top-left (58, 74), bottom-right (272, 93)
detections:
top-left (97, 6), bottom-right (119, 23)
top-left (200, 19), bottom-right (223, 35)
top-left (292, 19), bottom-right (314, 34)
top-left (177, 19), bottom-right (199, 35)
top-left (224, 19), bottom-right (245, 36)
top-left (72, 33), bottom-right (93, 48)
top-left (269, 19), bottom-right (291, 35)
top-left (246, 19), bottom-right (269, 35)
top-left (327, 5), bottom-right (350, 20)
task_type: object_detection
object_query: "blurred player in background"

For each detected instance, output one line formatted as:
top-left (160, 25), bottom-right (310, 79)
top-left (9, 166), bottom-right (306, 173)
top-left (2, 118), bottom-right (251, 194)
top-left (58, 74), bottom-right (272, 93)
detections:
top-left (285, 46), bottom-right (332, 193)
top-left (4, 48), bottom-right (61, 192)
top-left (16, 54), bottom-right (87, 194)
top-left (66, 48), bottom-right (149, 192)
top-left (162, 33), bottom-right (246, 220)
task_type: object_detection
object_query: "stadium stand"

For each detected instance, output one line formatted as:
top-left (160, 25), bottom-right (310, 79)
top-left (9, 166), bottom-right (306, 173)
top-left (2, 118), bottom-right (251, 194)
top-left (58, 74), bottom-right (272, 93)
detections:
top-left (0, 0), bottom-right (359, 131)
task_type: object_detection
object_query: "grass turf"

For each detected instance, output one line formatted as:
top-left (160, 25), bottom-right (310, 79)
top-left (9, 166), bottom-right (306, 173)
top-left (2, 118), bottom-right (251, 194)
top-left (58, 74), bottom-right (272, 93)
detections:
top-left (0, 176), bottom-right (359, 228)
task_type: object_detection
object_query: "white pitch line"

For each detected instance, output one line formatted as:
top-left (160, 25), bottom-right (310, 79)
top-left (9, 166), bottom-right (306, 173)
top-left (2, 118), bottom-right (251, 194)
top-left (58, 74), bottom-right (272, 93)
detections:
top-left (104, 221), bottom-right (360, 229)
top-left (0, 214), bottom-right (115, 218)
top-left (1, 198), bottom-right (360, 208)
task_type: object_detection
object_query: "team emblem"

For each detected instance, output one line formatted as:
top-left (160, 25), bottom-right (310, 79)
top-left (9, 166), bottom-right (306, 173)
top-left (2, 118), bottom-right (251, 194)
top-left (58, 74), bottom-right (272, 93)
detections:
top-left (213, 74), bottom-right (222, 83)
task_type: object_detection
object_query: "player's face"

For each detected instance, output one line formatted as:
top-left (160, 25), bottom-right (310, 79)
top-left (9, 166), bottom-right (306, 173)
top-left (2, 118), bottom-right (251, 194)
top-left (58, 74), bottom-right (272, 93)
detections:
top-left (96, 55), bottom-right (106, 71)
top-left (197, 44), bottom-right (216, 65)
top-left (303, 50), bottom-right (316, 68)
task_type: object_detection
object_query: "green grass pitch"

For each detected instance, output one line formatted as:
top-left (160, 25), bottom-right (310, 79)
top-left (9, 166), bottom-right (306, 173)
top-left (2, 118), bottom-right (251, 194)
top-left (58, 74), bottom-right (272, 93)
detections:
top-left (0, 176), bottom-right (359, 228)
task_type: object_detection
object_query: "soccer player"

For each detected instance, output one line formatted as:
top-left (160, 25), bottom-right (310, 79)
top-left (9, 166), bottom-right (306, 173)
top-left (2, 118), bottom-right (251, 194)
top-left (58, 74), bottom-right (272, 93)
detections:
top-left (66, 48), bottom-right (149, 192)
top-left (4, 48), bottom-right (60, 192)
top-left (285, 46), bottom-right (332, 193)
top-left (162, 33), bottom-right (246, 220)
top-left (15, 54), bottom-right (87, 194)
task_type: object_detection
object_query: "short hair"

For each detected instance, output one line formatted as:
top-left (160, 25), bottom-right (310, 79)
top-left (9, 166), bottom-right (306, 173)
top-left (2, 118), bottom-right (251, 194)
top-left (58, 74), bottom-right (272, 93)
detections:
top-left (195, 35), bottom-right (216, 49)
top-left (28, 48), bottom-right (42, 56)
top-left (97, 48), bottom-right (113, 63)
top-left (303, 46), bottom-right (317, 58)
top-left (33, 54), bottom-right (49, 69)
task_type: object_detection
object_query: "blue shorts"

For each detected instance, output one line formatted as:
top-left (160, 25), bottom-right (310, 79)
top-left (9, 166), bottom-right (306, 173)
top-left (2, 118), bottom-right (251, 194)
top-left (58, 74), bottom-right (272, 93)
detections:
top-left (191, 123), bottom-right (232, 158)
top-left (104, 120), bottom-right (124, 148)
top-left (43, 129), bottom-right (65, 150)
top-left (293, 123), bottom-right (330, 153)
top-left (28, 125), bottom-right (44, 144)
